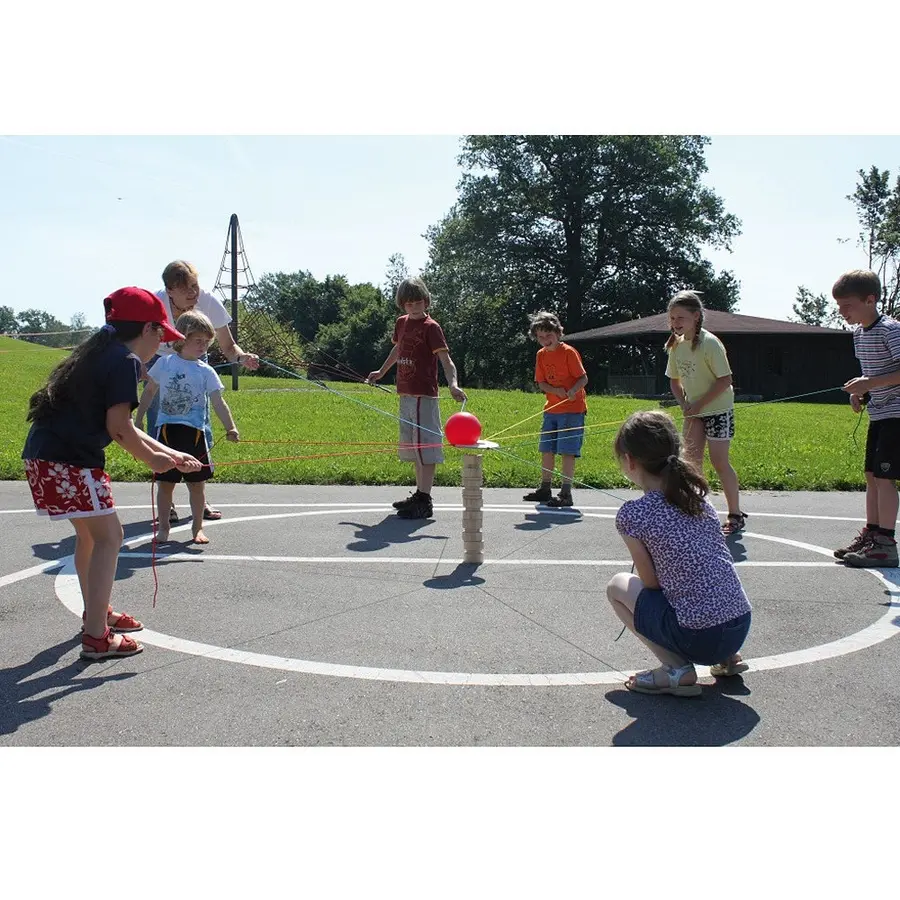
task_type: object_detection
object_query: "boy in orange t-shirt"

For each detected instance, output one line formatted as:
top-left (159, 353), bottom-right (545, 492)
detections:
top-left (523, 311), bottom-right (588, 508)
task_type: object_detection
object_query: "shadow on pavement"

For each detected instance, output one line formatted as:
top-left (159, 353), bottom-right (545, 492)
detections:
top-left (515, 511), bottom-right (583, 532)
top-left (423, 563), bottom-right (486, 589)
top-left (0, 637), bottom-right (137, 737)
top-left (605, 677), bottom-right (759, 746)
top-left (340, 517), bottom-right (447, 552)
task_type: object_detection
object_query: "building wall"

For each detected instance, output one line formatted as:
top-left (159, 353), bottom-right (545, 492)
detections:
top-left (653, 333), bottom-right (857, 403)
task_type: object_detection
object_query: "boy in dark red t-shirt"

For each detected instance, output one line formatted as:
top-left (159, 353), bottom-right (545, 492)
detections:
top-left (368, 277), bottom-right (467, 519)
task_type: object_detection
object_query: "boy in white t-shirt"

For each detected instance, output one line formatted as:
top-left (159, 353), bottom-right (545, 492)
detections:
top-left (136, 310), bottom-right (240, 544)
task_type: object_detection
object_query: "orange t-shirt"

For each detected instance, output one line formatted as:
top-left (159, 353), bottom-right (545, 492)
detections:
top-left (534, 342), bottom-right (587, 413)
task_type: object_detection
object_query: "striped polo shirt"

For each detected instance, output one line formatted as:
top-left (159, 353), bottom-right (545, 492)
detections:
top-left (853, 315), bottom-right (900, 421)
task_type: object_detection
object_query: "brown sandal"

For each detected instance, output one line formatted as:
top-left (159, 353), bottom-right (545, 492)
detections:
top-left (722, 512), bottom-right (748, 535)
top-left (80, 627), bottom-right (143, 661)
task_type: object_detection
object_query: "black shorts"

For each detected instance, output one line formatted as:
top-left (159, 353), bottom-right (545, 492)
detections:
top-left (865, 417), bottom-right (900, 480)
top-left (154, 423), bottom-right (213, 483)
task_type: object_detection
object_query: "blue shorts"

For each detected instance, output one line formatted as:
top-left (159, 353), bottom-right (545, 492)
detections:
top-left (538, 412), bottom-right (586, 457)
top-left (634, 588), bottom-right (751, 665)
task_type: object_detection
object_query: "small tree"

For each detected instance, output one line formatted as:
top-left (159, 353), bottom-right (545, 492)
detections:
top-left (790, 286), bottom-right (844, 328)
top-left (0, 305), bottom-right (17, 334)
top-left (847, 166), bottom-right (900, 316)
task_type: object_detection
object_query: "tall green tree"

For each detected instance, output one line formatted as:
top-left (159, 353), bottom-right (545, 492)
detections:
top-left (847, 166), bottom-right (900, 316)
top-left (424, 135), bottom-right (740, 387)
top-left (426, 135), bottom-right (740, 333)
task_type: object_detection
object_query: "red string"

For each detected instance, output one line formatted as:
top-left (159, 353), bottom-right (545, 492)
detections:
top-left (150, 474), bottom-right (159, 608)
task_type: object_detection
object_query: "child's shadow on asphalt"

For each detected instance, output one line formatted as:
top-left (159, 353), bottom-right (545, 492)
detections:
top-left (341, 517), bottom-right (447, 553)
top-left (31, 519), bottom-right (204, 585)
top-left (0, 637), bottom-right (137, 736)
top-left (726, 533), bottom-right (748, 563)
top-left (515, 510), bottom-right (584, 532)
top-left (605, 677), bottom-right (759, 746)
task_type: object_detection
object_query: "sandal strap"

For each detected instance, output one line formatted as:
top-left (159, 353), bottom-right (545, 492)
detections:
top-left (81, 626), bottom-right (112, 650)
top-left (665, 664), bottom-right (695, 687)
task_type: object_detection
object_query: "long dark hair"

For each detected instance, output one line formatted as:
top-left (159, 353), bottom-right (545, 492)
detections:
top-left (26, 318), bottom-right (147, 422)
top-left (664, 290), bottom-right (705, 352)
top-left (614, 410), bottom-right (709, 517)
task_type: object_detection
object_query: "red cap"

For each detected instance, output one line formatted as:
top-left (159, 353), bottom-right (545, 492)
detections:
top-left (104, 287), bottom-right (184, 343)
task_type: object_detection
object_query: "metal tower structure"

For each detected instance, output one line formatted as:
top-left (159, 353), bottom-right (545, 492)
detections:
top-left (213, 214), bottom-right (256, 390)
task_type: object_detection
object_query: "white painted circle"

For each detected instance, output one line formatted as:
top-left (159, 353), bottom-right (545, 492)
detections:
top-left (19, 505), bottom-right (898, 685)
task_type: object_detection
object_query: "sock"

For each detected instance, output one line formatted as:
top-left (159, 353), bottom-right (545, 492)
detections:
top-left (538, 480), bottom-right (551, 490)
top-left (560, 484), bottom-right (572, 496)
top-left (878, 527), bottom-right (895, 540)
top-left (867, 523), bottom-right (878, 532)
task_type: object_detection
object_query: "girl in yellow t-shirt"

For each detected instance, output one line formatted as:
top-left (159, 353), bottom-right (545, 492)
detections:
top-left (664, 290), bottom-right (746, 535)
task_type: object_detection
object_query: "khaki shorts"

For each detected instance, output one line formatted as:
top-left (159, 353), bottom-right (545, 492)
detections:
top-left (398, 395), bottom-right (444, 465)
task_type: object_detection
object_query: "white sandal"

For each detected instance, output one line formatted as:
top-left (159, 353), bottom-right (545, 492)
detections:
top-left (626, 664), bottom-right (702, 697)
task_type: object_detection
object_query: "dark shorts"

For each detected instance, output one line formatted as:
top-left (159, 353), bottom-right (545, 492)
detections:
top-left (538, 412), bottom-right (586, 457)
top-left (865, 417), bottom-right (900, 480)
top-left (701, 409), bottom-right (735, 441)
top-left (634, 587), bottom-right (751, 665)
top-left (154, 423), bottom-right (213, 483)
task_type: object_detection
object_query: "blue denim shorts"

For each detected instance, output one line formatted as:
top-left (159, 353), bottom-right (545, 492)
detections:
top-left (538, 412), bottom-right (586, 457)
top-left (634, 588), bottom-right (751, 665)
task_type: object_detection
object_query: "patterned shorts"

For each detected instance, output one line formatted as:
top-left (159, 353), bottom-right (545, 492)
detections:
top-left (700, 409), bottom-right (735, 441)
top-left (24, 459), bottom-right (116, 520)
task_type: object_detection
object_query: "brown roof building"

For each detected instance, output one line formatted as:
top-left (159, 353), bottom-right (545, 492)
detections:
top-left (565, 310), bottom-right (857, 403)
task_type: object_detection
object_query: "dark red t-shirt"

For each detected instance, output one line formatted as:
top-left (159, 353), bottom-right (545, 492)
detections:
top-left (392, 314), bottom-right (448, 397)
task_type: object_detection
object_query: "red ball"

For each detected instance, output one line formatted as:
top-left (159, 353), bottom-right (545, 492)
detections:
top-left (445, 411), bottom-right (482, 446)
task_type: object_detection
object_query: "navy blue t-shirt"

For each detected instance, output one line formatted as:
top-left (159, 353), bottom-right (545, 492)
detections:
top-left (22, 340), bottom-right (142, 469)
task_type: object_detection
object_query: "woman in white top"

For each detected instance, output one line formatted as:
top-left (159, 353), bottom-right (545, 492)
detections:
top-left (144, 260), bottom-right (260, 522)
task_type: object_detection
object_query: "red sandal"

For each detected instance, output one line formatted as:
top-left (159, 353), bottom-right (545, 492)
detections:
top-left (80, 627), bottom-right (143, 661)
top-left (81, 606), bottom-right (144, 633)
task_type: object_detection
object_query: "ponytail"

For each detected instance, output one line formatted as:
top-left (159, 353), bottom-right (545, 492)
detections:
top-left (661, 454), bottom-right (709, 517)
top-left (615, 410), bottom-right (710, 518)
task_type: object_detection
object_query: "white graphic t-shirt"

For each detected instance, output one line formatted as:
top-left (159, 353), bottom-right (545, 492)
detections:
top-left (148, 354), bottom-right (224, 430)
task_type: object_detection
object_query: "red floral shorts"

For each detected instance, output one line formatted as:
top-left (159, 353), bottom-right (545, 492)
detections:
top-left (24, 459), bottom-right (116, 520)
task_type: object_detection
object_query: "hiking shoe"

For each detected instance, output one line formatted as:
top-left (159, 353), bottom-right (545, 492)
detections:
top-left (545, 493), bottom-right (573, 508)
top-left (843, 534), bottom-right (899, 568)
top-left (523, 486), bottom-right (552, 503)
top-left (396, 494), bottom-right (433, 519)
top-left (834, 528), bottom-right (873, 560)
top-left (392, 490), bottom-right (422, 510)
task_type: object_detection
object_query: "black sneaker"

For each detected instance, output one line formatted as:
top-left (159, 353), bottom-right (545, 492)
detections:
top-left (392, 490), bottom-right (421, 510)
top-left (546, 493), bottom-right (573, 508)
top-left (396, 494), bottom-right (433, 519)
top-left (523, 485), bottom-right (552, 502)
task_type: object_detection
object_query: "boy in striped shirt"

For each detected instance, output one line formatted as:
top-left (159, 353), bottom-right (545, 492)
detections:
top-left (835, 269), bottom-right (900, 567)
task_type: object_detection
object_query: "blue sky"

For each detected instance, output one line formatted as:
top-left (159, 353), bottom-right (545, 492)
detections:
top-left (1, 135), bottom-right (898, 329)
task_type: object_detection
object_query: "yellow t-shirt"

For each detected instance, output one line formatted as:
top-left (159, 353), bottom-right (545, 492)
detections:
top-left (665, 329), bottom-right (734, 416)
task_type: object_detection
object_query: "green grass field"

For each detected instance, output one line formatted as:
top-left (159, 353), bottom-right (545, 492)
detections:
top-left (0, 334), bottom-right (865, 491)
